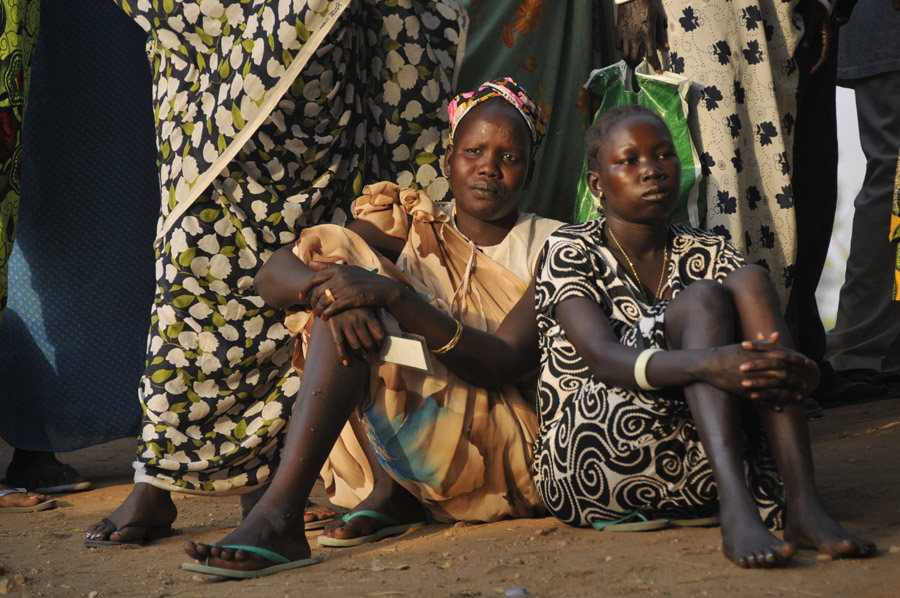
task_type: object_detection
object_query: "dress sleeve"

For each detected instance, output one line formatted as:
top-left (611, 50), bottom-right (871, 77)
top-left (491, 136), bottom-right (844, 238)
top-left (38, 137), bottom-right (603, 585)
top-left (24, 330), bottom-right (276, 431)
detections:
top-left (712, 237), bottom-right (747, 283)
top-left (534, 232), bottom-right (606, 320)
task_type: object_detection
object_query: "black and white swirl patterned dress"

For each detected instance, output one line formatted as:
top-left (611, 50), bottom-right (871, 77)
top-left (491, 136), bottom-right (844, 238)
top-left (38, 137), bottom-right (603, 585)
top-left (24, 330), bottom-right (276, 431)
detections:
top-left (533, 217), bottom-right (784, 528)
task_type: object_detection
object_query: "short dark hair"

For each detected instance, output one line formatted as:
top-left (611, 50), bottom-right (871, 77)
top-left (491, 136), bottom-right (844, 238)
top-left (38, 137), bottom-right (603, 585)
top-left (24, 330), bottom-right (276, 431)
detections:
top-left (585, 105), bottom-right (669, 172)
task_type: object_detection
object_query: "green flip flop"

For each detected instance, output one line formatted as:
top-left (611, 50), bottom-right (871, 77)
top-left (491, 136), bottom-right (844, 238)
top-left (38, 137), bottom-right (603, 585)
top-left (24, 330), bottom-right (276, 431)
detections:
top-left (182, 544), bottom-right (320, 579)
top-left (317, 509), bottom-right (427, 547)
top-left (669, 514), bottom-right (721, 527)
top-left (591, 511), bottom-right (670, 532)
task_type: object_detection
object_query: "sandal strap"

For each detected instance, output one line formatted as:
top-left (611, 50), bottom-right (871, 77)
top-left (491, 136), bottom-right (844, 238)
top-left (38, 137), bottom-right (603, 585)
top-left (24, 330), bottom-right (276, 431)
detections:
top-left (217, 544), bottom-right (290, 565)
top-left (591, 511), bottom-right (649, 531)
top-left (101, 518), bottom-right (167, 534)
top-left (341, 509), bottom-right (405, 527)
top-left (101, 517), bottom-right (121, 532)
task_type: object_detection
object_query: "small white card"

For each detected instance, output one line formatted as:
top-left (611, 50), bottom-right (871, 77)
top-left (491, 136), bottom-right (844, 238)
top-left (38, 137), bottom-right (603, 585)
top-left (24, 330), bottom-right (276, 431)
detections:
top-left (378, 333), bottom-right (432, 373)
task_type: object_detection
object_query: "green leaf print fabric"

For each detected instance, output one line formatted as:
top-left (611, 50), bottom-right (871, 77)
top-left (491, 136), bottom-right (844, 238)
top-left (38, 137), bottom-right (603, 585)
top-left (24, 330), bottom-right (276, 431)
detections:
top-left (0, 0), bottom-right (38, 325)
top-left (118, 0), bottom-right (467, 493)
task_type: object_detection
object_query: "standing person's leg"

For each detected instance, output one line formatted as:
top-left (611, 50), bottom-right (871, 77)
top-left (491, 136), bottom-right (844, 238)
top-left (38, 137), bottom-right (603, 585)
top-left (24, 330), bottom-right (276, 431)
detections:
top-left (84, 483), bottom-right (176, 544)
top-left (0, 0), bottom-right (93, 499)
top-left (827, 71), bottom-right (900, 373)
top-left (183, 317), bottom-right (371, 571)
top-left (5, 451), bottom-right (90, 494)
top-left (723, 267), bottom-right (875, 557)
top-left (784, 32), bottom-right (840, 368)
top-left (665, 280), bottom-right (796, 568)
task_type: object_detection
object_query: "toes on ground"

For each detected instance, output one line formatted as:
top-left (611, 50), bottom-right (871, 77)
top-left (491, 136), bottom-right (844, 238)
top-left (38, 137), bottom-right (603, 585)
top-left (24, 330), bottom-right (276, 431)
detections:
top-left (841, 540), bottom-right (875, 558)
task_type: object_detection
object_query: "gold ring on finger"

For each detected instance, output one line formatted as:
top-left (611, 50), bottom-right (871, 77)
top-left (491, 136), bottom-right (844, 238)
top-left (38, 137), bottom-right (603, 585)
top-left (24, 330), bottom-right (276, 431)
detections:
top-left (324, 288), bottom-right (336, 303)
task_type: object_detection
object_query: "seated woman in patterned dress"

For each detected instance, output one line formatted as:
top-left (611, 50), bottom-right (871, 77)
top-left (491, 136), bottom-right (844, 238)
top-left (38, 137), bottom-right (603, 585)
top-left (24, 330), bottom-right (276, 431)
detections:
top-left (532, 105), bottom-right (875, 568)
top-left (181, 78), bottom-right (563, 578)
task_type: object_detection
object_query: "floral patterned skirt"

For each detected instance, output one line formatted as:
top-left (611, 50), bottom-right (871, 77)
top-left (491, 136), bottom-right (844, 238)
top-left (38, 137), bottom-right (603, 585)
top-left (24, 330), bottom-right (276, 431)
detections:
top-left (129, 0), bottom-right (466, 493)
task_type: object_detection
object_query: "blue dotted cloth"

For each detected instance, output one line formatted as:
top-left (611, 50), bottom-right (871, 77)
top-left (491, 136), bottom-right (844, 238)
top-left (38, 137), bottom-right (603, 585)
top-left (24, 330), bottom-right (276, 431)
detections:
top-left (0, 1), bottom-right (159, 451)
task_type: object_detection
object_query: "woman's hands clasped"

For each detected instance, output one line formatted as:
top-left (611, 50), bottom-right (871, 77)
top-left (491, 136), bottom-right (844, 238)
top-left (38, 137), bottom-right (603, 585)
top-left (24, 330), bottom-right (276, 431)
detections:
top-left (298, 260), bottom-right (406, 365)
top-left (698, 333), bottom-right (819, 409)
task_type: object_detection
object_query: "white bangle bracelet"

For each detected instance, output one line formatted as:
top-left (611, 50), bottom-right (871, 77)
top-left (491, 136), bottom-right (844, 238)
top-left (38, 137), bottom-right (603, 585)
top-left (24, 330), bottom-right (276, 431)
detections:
top-left (634, 348), bottom-right (662, 391)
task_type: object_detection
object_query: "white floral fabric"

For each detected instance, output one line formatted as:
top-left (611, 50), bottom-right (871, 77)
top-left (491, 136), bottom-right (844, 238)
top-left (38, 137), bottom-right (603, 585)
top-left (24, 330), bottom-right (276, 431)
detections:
top-left (117, 0), bottom-right (467, 493)
top-left (664, 0), bottom-right (805, 305)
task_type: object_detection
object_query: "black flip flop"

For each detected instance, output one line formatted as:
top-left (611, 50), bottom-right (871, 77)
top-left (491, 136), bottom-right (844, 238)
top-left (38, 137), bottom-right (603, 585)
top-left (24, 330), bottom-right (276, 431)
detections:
top-left (5, 462), bottom-right (91, 494)
top-left (83, 517), bottom-right (174, 547)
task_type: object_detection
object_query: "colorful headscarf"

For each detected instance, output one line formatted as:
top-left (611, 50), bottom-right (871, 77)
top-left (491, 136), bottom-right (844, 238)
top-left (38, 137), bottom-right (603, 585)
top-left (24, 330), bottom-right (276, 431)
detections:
top-left (447, 77), bottom-right (546, 158)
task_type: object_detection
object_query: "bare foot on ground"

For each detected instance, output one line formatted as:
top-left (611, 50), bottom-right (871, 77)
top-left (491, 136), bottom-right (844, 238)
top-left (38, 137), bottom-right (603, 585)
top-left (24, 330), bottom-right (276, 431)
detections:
top-left (720, 506), bottom-right (797, 568)
top-left (0, 485), bottom-right (50, 508)
top-left (304, 501), bottom-right (337, 525)
top-left (784, 496), bottom-right (876, 558)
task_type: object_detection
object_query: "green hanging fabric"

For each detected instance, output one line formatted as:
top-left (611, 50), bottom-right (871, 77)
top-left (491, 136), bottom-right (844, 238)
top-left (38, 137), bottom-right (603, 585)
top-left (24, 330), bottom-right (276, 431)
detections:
top-left (459, 0), bottom-right (617, 222)
top-left (0, 0), bottom-right (38, 324)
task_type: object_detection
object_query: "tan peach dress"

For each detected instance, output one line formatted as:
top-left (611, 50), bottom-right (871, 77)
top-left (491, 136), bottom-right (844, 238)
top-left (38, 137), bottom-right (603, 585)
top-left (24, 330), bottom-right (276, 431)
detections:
top-left (286, 182), bottom-right (561, 522)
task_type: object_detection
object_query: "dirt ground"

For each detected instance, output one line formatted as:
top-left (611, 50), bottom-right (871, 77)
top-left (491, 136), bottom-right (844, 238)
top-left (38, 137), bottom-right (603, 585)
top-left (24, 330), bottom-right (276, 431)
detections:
top-left (1, 399), bottom-right (898, 598)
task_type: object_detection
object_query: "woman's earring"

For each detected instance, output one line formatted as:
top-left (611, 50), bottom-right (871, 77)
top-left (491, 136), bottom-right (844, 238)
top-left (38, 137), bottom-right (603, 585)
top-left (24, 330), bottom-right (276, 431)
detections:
top-left (590, 188), bottom-right (603, 212)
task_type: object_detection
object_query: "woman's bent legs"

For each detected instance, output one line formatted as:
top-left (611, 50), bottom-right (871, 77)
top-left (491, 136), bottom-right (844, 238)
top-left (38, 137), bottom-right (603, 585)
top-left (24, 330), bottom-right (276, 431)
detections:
top-left (666, 281), bottom-right (796, 567)
top-left (723, 266), bottom-right (874, 556)
top-left (183, 317), bottom-right (370, 571)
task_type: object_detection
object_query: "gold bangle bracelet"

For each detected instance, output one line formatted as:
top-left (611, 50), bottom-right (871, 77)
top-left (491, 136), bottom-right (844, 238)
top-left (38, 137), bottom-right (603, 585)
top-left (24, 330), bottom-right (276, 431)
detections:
top-left (432, 319), bottom-right (464, 355)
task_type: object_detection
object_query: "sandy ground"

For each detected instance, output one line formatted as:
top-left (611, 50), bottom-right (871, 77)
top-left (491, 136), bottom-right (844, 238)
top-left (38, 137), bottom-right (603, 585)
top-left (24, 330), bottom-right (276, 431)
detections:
top-left (0, 399), bottom-right (898, 598)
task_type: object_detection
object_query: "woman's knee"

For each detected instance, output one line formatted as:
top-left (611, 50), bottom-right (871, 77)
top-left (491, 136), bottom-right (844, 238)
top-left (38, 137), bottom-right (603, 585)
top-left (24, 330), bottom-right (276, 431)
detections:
top-left (670, 279), bottom-right (732, 321)
top-left (666, 280), bottom-right (735, 347)
top-left (721, 265), bottom-right (788, 341)
top-left (722, 265), bottom-right (775, 296)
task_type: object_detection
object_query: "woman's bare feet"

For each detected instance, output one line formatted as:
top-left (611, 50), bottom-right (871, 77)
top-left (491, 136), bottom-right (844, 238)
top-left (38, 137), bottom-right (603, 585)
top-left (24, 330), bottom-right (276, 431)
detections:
top-left (720, 505), bottom-right (797, 568)
top-left (184, 498), bottom-right (311, 572)
top-left (304, 502), bottom-right (337, 526)
top-left (783, 496), bottom-right (876, 558)
top-left (84, 483), bottom-right (177, 543)
top-left (321, 479), bottom-right (425, 542)
top-left (0, 485), bottom-right (51, 509)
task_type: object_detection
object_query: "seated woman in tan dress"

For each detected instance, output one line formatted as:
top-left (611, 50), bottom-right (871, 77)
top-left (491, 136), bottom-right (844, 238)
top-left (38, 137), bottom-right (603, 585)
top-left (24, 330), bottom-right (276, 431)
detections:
top-left (182, 78), bottom-right (563, 578)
